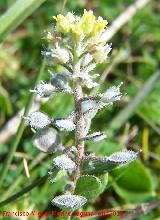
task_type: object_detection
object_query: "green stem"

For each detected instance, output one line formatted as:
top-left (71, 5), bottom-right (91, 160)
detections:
top-left (0, 175), bottom-right (48, 207)
top-left (0, 58), bottom-right (46, 189)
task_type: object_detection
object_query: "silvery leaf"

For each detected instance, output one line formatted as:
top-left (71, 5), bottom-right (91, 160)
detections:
top-left (84, 79), bottom-right (99, 89)
top-left (32, 127), bottom-right (60, 153)
top-left (84, 107), bottom-right (98, 120)
top-left (81, 53), bottom-right (93, 67)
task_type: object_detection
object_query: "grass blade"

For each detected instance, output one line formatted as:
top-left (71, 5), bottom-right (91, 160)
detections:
top-left (0, 0), bottom-right (46, 41)
top-left (0, 59), bottom-right (46, 189)
top-left (0, 175), bottom-right (48, 207)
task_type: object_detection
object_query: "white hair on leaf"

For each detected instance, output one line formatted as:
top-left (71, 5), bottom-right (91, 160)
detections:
top-left (32, 127), bottom-right (61, 153)
top-left (107, 150), bottom-right (138, 164)
top-left (101, 83), bottom-right (123, 104)
top-left (25, 112), bottom-right (51, 130)
top-left (30, 81), bottom-right (55, 98)
top-left (51, 194), bottom-right (87, 210)
top-left (54, 118), bottom-right (75, 131)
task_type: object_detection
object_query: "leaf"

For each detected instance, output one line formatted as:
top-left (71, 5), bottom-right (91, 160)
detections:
top-left (107, 150), bottom-right (138, 163)
top-left (98, 173), bottom-right (108, 194)
top-left (75, 175), bottom-right (102, 199)
top-left (100, 84), bottom-right (122, 103)
top-left (82, 159), bottom-right (124, 175)
top-left (0, 0), bottom-right (46, 41)
top-left (30, 81), bottom-right (56, 98)
top-left (89, 140), bottom-right (123, 156)
top-left (82, 144), bottom-right (132, 175)
top-left (111, 161), bottom-right (155, 202)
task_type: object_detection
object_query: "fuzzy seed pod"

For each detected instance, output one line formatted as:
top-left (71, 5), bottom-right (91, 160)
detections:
top-left (51, 195), bottom-right (87, 210)
top-left (30, 81), bottom-right (55, 98)
top-left (101, 84), bottom-right (122, 104)
top-left (54, 118), bottom-right (75, 131)
top-left (26, 112), bottom-right (51, 130)
top-left (108, 150), bottom-right (137, 164)
top-left (53, 154), bottom-right (76, 172)
top-left (32, 127), bottom-right (61, 153)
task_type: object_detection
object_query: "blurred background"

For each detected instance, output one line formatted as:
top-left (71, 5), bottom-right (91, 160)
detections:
top-left (0, 0), bottom-right (160, 219)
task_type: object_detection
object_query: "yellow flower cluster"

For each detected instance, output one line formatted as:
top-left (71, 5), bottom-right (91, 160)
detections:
top-left (53, 9), bottom-right (108, 41)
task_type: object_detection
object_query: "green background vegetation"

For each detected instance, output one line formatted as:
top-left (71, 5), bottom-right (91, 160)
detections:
top-left (0, 0), bottom-right (160, 219)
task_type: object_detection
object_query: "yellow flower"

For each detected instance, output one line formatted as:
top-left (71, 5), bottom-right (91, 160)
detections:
top-left (53, 10), bottom-right (108, 42)
top-left (82, 9), bottom-right (95, 35)
top-left (91, 16), bottom-right (108, 36)
top-left (71, 26), bottom-right (84, 41)
top-left (53, 15), bottom-right (70, 33)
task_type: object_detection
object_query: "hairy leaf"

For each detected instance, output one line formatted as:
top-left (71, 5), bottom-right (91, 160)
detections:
top-left (75, 175), bottom-right (102, 199)
top-left (0, 0), bottom-right (46, 41)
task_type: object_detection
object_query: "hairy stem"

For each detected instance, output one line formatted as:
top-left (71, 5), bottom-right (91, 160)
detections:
top-left (70, 85), bottom-right (85, 194)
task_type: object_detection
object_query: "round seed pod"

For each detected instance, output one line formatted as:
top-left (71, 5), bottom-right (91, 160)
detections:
top-left (53, 154), bottom-right (76, 172)
top-left (27, 112), bottom-right (51, 130)
top-left (108, 150), bottom-right (137, 163)
top-left (51, 194), bottom-right (87, 211)
top-left (32, 81), bottom-right (55, 98)
top-left (32, 127), bottom-right (60, 153)
top-left (54, 118), bottom-right (75, 131)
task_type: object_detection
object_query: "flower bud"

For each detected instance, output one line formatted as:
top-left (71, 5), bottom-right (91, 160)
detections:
top-left (93, 44), bottom-right (112, 64)
top-left (51, 43), bottom-right (70, 64)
